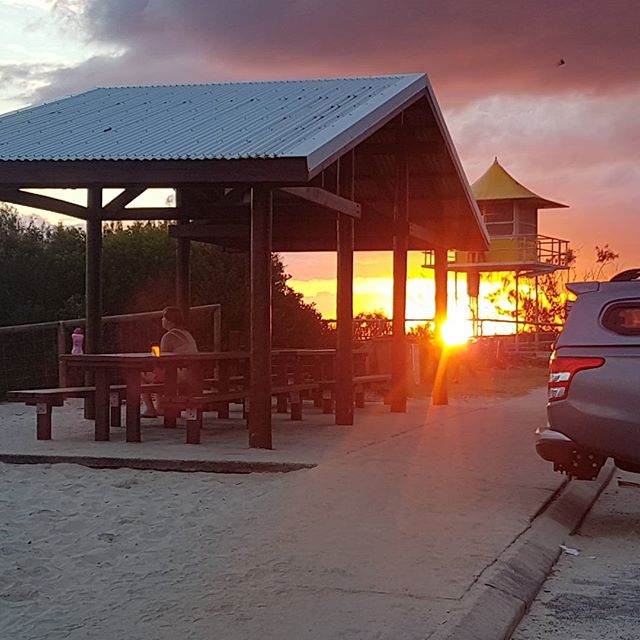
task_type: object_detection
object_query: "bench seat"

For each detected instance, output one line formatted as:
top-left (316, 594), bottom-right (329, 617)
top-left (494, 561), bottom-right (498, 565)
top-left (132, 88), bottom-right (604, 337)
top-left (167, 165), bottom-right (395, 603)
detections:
top-left (318, 374), bottom-right (392, 411)
top-left (163, 382), bottom-right (319, 444)
top-left (8, 383), bottom-right (165, 440)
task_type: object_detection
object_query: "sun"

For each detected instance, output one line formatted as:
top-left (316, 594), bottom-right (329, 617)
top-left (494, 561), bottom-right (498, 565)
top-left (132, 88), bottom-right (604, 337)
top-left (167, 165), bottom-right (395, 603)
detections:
top-left (441, 316), bottom-right (473, 347)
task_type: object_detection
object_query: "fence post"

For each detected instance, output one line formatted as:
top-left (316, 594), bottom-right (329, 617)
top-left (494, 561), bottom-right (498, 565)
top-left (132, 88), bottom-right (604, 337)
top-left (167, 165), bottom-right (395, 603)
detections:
top-left (57, 322), bottom-right (67, 386)
top-left (213, 306), bottom-right (222, 351)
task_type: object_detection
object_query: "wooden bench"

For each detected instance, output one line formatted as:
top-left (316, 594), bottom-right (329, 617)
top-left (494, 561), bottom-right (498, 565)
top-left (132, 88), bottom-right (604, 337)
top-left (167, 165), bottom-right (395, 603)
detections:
top-left (353, 374), bottom-right (393, 408)
top-left (8, 383), bottom-right (164, 440)
top-left (162, 383), bottom-right (319, 444)
top-left (318, 374), bottom-right (393, 412)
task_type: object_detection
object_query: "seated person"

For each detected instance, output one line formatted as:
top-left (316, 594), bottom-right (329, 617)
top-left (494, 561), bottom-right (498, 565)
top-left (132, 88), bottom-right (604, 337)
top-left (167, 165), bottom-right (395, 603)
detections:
top-left (141, 306), bottom-right (198, 418)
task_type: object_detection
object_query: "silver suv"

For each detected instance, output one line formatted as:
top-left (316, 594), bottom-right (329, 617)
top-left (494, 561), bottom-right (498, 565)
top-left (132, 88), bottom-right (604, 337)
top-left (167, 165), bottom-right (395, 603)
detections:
top-left (536, 269), bottom-right (640, 480)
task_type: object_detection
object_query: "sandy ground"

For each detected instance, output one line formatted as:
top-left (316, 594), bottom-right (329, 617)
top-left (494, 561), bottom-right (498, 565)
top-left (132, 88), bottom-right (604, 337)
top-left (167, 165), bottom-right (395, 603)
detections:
top-left (0, 384), bottom-right (562, 640)
top-left (513, 471), bottom-right (640, 640)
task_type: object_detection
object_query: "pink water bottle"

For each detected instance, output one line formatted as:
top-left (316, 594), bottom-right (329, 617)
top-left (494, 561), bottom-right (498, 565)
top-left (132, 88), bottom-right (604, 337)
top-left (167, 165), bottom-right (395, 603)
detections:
top-left (71, 327), bottom-right (84, 355)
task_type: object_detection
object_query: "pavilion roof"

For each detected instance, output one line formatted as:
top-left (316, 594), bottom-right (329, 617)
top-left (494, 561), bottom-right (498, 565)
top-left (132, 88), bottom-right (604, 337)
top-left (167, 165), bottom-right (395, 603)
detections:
top-left (472, 158), bottom-right (568, 209)
top-left (0, 75), bottom-right (424, 172)
top-left (0, 74), bottom-right (489, 250)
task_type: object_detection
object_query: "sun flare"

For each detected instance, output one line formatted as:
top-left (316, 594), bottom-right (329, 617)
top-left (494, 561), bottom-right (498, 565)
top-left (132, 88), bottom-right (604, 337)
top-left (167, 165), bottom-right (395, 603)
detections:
top-left (441, 316), bottom-right (473, 346)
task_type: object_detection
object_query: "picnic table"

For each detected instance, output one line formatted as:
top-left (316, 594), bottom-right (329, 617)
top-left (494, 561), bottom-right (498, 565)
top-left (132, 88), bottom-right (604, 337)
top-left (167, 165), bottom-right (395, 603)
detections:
top-left (60, 351), bottom-right (249, 443)
top-left (12, 348), bottom-right (388, 444)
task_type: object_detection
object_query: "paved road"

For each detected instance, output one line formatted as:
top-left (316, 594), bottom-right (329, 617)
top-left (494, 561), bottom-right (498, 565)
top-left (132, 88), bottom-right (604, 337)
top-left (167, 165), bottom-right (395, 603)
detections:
top-left (513, 470), bottom-right (640, 640)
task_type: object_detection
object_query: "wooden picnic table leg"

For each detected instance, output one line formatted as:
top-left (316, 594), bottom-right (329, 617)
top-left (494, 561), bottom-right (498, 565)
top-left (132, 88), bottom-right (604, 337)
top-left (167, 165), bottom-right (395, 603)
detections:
top-left (125, 370), bottom-right (141, 443)
top-left (322, 386), bottom-right (334, 414)
top-left (290, 390), bottom-right (303, 421)
top-left (275, 357), bottom-right (288, 413)
top-left (185, 408), bottom-right (202, 444)
top-left (35, 403), bottom-right (52, 440)
top-left (94, 368), bottom-right (110, 441)
top-left (183, 362), bottom-right (204, 444)
top-left (355, 384), bottom-right (365, 408)
top-left (217, 360), bottom-right (230, 419)
top-left (163, 365), bottom-right (178, 428)
top-left (84, 371), bottom-right (95, 420)
top-left (110, 390), bottom-right (122, 427)
top-left (321, 354), bottom-right (334, 414)
top-left (313, 356), bottom-right (323, 408)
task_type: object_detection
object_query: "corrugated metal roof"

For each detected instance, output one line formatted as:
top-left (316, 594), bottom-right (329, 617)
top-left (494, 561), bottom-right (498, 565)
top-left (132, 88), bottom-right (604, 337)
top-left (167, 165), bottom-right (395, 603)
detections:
top-left (0, 74), bottom-right (426, 171)
top-left (472, 158), bottom-right (567, 208)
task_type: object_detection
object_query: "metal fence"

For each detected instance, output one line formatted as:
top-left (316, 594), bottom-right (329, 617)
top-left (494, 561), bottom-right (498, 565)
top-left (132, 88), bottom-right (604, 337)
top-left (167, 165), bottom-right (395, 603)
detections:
top-left (0, 305), bottom-right (220, 396)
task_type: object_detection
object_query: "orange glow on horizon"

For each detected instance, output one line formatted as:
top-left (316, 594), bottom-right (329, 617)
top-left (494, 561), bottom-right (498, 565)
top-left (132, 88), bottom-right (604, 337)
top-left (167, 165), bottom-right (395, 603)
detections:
top-left (290, 269), bottom-right (560, 337)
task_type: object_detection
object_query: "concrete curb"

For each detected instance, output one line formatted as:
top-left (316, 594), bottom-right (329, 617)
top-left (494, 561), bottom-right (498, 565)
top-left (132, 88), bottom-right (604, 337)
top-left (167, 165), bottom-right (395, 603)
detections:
top-left (429, 459), bottom-right (615, 640)
top-left (0, 453), bottom-right (316, 474)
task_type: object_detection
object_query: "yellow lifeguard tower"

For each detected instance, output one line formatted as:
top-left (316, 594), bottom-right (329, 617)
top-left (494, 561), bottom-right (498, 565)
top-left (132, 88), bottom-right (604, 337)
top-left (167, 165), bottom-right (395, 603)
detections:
top-left (454, 158), bottom-right (571, 275)
top-left (448, 159), bottom-right (572, 349)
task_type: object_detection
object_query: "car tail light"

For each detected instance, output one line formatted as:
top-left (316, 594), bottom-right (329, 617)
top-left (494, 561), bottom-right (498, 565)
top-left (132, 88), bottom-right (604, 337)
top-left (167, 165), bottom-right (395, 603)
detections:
top-left (548, 353), bottom-right (605, 402)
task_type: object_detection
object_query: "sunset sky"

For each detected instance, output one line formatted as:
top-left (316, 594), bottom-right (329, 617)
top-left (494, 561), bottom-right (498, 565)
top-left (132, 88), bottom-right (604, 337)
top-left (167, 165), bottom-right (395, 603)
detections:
top-left (1, 0), bottom-right (638, 319)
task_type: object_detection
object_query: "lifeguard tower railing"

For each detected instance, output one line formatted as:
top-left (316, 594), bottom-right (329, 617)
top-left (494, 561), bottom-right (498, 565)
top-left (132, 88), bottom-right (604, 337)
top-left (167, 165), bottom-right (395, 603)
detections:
top-left (452, 233), bottom-right (571, 270)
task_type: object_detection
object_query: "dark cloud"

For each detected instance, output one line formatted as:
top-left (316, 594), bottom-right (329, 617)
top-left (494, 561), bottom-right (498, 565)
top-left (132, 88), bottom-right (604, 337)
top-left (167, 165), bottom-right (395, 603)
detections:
top-left (41, 0), bottom-right (640, 106)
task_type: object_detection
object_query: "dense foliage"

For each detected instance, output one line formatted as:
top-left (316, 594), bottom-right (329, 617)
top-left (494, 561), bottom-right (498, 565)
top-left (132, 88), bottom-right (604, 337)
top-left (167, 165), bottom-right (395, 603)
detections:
top-left (0, 204), bottom-right (329, 347)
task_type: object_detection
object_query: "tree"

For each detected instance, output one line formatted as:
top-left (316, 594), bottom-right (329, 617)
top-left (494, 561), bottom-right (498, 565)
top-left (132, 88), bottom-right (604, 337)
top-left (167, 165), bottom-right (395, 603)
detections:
top-left (577, 244), bottom-right (619, 281)
top-left (353, 311), bottom-right (392, 341)
top-left (0, 210), bottom-right (328, 347)
top-left (0, 204), bottom-right (86, 324)
top-left (483, 245), bottom-right (620, 333)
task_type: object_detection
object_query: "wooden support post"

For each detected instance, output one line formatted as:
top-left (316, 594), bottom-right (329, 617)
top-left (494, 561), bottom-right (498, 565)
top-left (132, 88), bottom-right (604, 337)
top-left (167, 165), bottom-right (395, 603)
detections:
top-left (249, 187), bottom-right (273, 449)
top-left (335, 152), bottom-right (355, 425)
top-left (432, 246), bottom-right (449, 405)
top-left (391, 134), bottom-right (409, 413)
top-left (175, 190), bottom-right (191, 326)
top-left (84, 187), bottom-right (103, 420)
top-left (85, 188), bottom-right (103, 354)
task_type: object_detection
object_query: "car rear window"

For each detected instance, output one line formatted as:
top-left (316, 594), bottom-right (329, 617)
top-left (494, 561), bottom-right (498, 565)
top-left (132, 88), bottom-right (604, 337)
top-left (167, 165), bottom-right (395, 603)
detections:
top-left (602, 302), bottom-right (640, 335)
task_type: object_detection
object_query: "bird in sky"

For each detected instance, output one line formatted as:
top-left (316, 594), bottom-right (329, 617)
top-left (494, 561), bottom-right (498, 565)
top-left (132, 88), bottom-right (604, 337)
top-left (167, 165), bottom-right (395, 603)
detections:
top-left (557, 58), bottom-right (566, 66)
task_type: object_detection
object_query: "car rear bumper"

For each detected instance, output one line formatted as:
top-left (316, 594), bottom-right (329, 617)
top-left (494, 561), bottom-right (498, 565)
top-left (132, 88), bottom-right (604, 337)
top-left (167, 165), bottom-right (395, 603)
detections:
top-left (535, 426), bottom-right (606, 480)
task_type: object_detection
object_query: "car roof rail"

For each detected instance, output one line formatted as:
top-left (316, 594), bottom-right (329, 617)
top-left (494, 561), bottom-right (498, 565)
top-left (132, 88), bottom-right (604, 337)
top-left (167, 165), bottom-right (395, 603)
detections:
top-left (610, 268), bottom-right (640, 282)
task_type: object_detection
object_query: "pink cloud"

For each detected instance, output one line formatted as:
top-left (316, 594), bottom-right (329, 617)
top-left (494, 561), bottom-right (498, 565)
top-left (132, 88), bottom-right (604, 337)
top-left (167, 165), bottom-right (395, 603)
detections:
top-left (40, 0), bottom-right (640, 105)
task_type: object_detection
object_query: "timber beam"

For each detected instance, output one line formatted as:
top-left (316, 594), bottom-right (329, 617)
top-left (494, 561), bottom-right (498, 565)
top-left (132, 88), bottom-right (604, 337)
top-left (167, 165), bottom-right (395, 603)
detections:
top-left (169, 222), bottom-right (248, 239)
top-left (0, 189), bottom-right (89, 219)
top-left (103, 186), bottom-right (147, 213)
top-left (280, 187), bottom-right (361, 218)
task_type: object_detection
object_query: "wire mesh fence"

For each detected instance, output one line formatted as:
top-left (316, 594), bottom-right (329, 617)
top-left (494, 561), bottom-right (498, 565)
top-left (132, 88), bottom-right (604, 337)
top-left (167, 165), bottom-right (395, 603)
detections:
top-left (0, 305), bottom-right (220, 396)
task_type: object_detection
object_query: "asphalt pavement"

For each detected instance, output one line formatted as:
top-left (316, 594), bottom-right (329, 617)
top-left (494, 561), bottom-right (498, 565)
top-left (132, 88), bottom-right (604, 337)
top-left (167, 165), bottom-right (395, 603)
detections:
top-left (512, 470), bottom-right (640, 640)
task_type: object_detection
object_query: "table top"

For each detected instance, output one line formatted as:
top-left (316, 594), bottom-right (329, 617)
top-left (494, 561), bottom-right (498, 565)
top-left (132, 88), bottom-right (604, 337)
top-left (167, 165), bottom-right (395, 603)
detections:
top-left (60, 351), bottom-right (250, 368)
top-left (271, 349), bottom-right (336, 357)
top-left (60, 348), bottom-right (346, 367)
